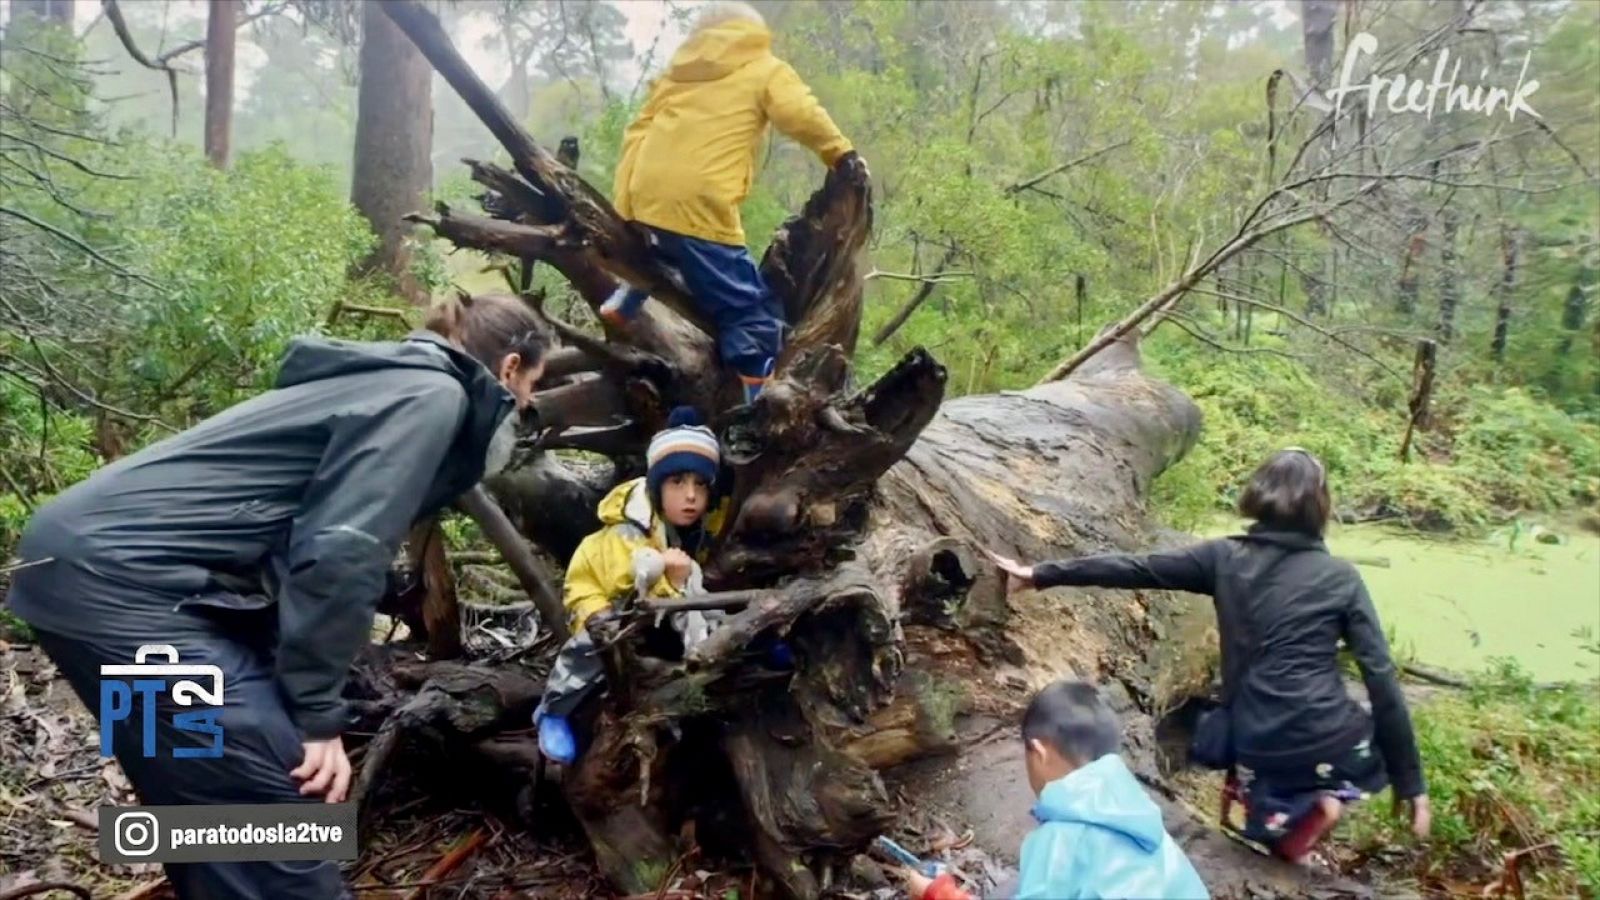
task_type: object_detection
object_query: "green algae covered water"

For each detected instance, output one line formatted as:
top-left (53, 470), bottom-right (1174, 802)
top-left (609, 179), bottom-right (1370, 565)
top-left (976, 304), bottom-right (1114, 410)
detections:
top-left (1205, 518), bottom-right (1600, 683)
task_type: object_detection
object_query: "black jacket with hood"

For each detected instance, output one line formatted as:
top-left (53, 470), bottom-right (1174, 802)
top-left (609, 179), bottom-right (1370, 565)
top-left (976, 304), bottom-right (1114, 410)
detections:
top-left (1033, 525), bottom-right (1426, 799)
top-left (5, 332), bottom-right (513, 739)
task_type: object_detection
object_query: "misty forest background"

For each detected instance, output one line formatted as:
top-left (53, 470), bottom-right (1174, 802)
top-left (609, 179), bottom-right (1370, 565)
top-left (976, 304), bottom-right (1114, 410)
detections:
top-left (1, 0), bottom-right (1598, 894)
top-left (2, 0), bottom-right (1596, 544)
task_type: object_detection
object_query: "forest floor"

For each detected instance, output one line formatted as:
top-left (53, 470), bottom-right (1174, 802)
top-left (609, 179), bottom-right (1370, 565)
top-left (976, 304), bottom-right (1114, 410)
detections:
top-left (2, 636), bottom-right (1445, 900)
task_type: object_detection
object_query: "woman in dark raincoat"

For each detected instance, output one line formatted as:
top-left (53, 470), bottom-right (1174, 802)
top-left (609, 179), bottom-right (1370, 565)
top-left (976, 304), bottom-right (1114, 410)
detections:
top-left (988, 449), bottom-right (1431, 865)
top-left (4, 294), bottom-right (549, 899)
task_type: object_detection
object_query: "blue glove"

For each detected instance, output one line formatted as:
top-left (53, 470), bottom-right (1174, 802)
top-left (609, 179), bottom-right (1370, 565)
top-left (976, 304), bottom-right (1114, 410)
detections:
top-left (537, 712), bottom-right (577, 765)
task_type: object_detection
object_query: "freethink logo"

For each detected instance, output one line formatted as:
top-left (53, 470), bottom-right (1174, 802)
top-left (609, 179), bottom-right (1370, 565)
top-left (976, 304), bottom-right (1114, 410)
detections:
top-left (1328, 32), bottom-right (1542, 122)
top-left (99, 644), bottom-right (225, 759)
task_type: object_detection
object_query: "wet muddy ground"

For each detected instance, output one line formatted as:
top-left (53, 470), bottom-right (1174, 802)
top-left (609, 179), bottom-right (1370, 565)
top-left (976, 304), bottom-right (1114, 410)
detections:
top-left (884, 714), bottom-right (1408, 900)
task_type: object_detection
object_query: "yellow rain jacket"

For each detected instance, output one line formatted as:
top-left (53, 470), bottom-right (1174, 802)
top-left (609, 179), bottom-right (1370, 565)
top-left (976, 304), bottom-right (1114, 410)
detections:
top-left (612, 17), bottom-right (853, 246)
top-left (562, 477), bottom-right (728, 633)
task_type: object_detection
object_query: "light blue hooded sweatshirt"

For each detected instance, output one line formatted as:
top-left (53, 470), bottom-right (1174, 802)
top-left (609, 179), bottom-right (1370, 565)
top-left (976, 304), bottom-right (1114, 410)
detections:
top-left (1017, 754), bottom-right (1209, 899)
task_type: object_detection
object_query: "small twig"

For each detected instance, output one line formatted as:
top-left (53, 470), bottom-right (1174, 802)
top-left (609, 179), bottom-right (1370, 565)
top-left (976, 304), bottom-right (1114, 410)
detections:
top-left (60, 807), bottom-right (98, 831)
top-left (639, 591), bottom-right (767, 614)
top-left (0, 465), bottom-right (33, 513)
top-left (402, 826), bottom-right (490, 900)
top-left (0, 882), bottom-right (92, 900)
top-left (24, 760), bottom-right (104, 790)
top-left (0, 557), bottom-right (53, 576)
top-left (101, 0), bottom-right (182, 137)
top-left (1005, 139), bottom-right (1134, 194)
top-left (864, 269), bottom-right (975, 284)
top-left (15, 326), bottom-right (176, 431)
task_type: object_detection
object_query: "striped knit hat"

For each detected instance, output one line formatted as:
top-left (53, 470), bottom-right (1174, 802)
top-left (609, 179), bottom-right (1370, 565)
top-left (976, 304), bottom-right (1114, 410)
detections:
top-left (646, 407), bottom-right (720, 497)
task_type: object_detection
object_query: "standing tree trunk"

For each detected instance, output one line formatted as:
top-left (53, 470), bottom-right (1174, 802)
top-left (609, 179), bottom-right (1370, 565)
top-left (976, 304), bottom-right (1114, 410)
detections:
top-left (351, 0), bottom-right (434, 305)
top-left (1300, 0), bottom-right (1336, 86)
top-left (1437, 208), bottom-right (1460, 343)
top-left (1560, 265), bottom-right (1596, 357)
top-left (1397, 211), bottom-right (1427, 316)
top-left (1490, 227), bottom-right (1519, 361)
top-left (10, 0), bottom-right (72, 24)
top-left (1298, 0), bottom-right (1338, 318)
top-left (203, 0), bottom-right (236, 169)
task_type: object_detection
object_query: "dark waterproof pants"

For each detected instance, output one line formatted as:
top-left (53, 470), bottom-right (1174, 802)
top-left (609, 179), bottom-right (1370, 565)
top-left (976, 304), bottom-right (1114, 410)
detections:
top-left (1236, 736), bottom-right (1388, 852)
top-left (33, 604), bottom-right (349, 900)
top-left (616, 225), bottom-right (785, 379)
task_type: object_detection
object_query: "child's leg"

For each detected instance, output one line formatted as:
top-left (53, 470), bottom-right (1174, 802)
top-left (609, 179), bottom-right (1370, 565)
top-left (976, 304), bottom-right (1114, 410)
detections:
top-left (652, 230), bottom-right (785, 400)
top-left (1273, 793), bottom-right (1343, 863)
top-left (1242, 744), bottom-right (1382, 863)
top-left (599, 284), bottom-right (651, 328)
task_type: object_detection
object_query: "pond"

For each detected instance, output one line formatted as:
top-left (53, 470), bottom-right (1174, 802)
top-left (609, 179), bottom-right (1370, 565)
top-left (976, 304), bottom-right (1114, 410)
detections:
top-left (1206, 518), bottom-right (1600, 683)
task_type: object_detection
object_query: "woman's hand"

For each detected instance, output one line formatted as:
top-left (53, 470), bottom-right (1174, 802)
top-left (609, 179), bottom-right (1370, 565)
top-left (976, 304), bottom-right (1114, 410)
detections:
top-left (662, 548), bottom-right (693, 589)
top-left (291, 736), bottom-right (352, 803)
top-left (1394, 793), bottom-right (1431, 838)
top-left (984, 548), bottom-right (1036, 594)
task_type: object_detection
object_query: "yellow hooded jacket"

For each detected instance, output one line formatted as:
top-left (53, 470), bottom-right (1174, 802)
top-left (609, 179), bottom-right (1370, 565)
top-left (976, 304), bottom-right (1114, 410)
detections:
top-left (562, 477), bottom-right (728, 633)
top-left (612, 17), bottom-right (852, 247)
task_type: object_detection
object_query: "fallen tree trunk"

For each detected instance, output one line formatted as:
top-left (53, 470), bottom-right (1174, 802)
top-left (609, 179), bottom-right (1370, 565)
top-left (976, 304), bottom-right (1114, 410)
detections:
top-left (362, 4), bottom-right (1228, 896)
top-left (359, 331), bottom-right (1218, 898)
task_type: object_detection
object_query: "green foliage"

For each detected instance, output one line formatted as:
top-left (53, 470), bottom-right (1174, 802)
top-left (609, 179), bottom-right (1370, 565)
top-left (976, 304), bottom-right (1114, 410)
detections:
top-left (82, 143), bottom-right (374, 416)
top-left (1148, 345), bottom-right (1600, 533)
top-left (2, 49), bottom-right (376, 557)
top-left (1341, 661), bottom-right (1600, 896)
top-left (0, 608), bottom-right (35, 643)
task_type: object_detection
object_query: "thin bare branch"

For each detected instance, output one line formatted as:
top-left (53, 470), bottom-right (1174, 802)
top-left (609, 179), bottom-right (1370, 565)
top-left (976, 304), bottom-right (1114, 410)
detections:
top-left (1005, 140), bottom-right (1133, 195)
top-left (101, 0), bottom-right (183, 137)
top-left (1182, 285), bottom-right (1405, 381)
top-left (864, 269), bottom-right (974, 285)
top-left (0, 206), bottom-right (155, 286)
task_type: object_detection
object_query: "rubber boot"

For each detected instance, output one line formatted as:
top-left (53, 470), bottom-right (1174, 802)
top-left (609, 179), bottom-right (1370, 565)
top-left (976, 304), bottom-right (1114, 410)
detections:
top-left (599, 285), bottom-right (648, 329)
top-left (739, 357), bottom-right (775, 404)
top-left (536, 711), bottom-right (577, 765)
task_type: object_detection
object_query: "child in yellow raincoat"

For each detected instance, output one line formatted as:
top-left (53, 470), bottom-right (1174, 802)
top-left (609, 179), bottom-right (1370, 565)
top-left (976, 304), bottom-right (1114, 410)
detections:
top-left (562, 407), bottom-right (727, 633)
top-left (536, 407), bottom-right (726, 763)
top-left (599, 1), bottom-right (863, 402)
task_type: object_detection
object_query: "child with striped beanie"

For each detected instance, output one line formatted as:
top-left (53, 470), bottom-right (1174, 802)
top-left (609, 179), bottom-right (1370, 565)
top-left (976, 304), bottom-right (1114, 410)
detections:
top-left (536, 407), bottom-right (728, 764)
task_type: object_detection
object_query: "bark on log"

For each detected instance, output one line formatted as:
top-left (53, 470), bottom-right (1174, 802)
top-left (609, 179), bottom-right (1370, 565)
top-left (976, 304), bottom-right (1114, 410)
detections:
top-left (362, 4), bottom-right (1234, 896)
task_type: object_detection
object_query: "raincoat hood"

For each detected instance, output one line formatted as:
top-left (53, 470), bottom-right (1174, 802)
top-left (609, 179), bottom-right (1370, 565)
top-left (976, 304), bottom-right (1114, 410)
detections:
top-left (276, 331), bottom-right (515, 493)
top-left (596, 477), bottom-right (656, 534)
top-left (1032, 754), bottom-right (1166, 852)
top-left (666, 18), bottom-right (772, 82)
top-left (1016, 753), bottom-right (1210, 898)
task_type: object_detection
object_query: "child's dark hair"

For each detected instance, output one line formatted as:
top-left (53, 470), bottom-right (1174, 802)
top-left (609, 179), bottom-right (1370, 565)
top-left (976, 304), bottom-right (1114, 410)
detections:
top-left (1021, 680), bottom-right (1121, 765)
top-left (1237, 447), bottom-right (1331, 537)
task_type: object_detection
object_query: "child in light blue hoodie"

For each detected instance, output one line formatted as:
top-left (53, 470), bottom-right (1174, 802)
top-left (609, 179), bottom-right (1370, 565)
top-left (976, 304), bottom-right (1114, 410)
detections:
top-left (905, 679), bottom-right (1208, 900)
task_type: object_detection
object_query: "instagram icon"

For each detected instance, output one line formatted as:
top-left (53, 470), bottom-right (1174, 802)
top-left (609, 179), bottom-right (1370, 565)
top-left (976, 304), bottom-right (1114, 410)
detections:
top-left (112, 811), bottom-right (161, 857)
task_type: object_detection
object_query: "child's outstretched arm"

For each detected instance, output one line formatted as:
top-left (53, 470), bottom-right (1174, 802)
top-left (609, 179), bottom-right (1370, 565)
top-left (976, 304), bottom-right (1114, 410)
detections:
top-left (564, 533), bottom-right (675, 632)
top-left (986, 541), bottom-right (1222, 597)
top-left (761, 61), bottom-right (853, 166)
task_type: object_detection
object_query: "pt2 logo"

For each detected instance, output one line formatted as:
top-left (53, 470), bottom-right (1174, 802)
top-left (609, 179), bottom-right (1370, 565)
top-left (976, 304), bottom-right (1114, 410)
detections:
top-left (99, 645), bottom-right (225, 759)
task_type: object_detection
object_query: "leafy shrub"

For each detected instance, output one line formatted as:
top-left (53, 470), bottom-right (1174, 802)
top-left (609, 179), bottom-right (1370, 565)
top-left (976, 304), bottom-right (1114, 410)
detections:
top-left (1340, 660), bottom-right (1600, 897)
top-left (84, 142), bottom-right (375, 419)
top-left (1, 134), bottom-right (377, 559)
top-left (1148, 346), bottom-right (1600, 533)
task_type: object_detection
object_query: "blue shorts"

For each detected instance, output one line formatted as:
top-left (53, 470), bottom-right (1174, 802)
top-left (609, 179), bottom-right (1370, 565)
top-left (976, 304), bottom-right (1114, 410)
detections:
top-left (620, 225), bottom-right (785, 378)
